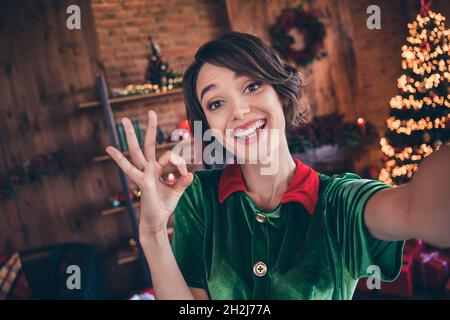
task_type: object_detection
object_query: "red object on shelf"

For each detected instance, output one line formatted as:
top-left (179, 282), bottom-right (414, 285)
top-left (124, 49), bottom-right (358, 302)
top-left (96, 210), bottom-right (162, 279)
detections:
top-left (404, 239), bottom-right (425, 286)
top-left (177, 119), bottom-right (191, 132)
top-left (445, 278), bottom-right (450, 299)
top-left (424, 256), bottom-right (449, 292)
top-left (417, 251), bottom-right (449, 291)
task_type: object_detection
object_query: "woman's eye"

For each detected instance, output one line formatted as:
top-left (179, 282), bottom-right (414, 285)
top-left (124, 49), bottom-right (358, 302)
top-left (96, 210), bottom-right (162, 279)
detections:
top-left (245, 81), bottom-right (261, 93)
top-left (208, 100), bottom-right (223, 111)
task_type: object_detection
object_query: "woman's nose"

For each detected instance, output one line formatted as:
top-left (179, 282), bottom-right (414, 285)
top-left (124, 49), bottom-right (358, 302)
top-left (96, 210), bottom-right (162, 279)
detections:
top-left (231, 101), bottom-right (251, 121)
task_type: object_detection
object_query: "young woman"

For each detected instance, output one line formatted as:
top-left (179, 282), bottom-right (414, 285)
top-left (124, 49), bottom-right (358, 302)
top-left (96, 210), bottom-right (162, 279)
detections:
top-left (106, 32), bottom-right (450, 300)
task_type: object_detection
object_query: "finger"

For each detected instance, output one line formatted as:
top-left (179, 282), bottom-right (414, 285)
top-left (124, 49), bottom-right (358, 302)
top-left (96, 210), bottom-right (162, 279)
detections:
top-left (157, 150), bottom-right (188, 176)
top-left (144, 110), bottom-right (157, 162)
top-left (121, 117), bottom-right (147, 170)
top-left (172, 172), bottom-right (194, 194)
top-left (106, 146), bottom-right (143, 183)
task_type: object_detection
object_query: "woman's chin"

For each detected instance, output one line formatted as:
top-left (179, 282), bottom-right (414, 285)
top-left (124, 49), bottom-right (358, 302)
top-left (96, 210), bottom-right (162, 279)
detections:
top-left (233, 146), bottom-right (274, 165)
top-left (227, 137), bottom-right (272, 164)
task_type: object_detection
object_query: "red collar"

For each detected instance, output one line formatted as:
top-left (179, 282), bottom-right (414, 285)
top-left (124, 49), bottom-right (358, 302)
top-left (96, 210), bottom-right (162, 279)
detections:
top-left (218, 158), bottom-right (319, 214)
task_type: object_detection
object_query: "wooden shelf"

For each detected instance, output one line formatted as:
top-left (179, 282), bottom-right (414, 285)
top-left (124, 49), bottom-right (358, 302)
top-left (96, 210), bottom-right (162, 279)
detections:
top-left (116, 227), bottom-right (174, 266)
top-left (101, 201), bottom-right (140, 216)
top-left (94, 140), bottom-right (187, 162)
top-left (117, 247), bottom-right (139, 265)
top-left (78, 88), bottom-right (183, 109)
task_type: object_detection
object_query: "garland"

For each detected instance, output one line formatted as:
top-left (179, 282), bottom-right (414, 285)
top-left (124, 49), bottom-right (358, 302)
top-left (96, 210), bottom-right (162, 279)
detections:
top-left (111, 77), bottom-right (183, 98)
top-left (270, 4), bottom-right (326, 67)
top-left (287, 113), bottom-right (378, 154)
top-left (1, 150), bottom-right (64, 201)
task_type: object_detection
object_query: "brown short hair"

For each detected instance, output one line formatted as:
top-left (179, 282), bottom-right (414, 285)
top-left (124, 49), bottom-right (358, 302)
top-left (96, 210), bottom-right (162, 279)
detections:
top-left (183, 31), bottom-right (308, 137)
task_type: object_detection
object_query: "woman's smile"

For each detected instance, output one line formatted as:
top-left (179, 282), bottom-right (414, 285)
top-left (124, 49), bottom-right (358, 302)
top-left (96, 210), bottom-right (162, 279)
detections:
top-left (229, 118), bottom-right (268, 145)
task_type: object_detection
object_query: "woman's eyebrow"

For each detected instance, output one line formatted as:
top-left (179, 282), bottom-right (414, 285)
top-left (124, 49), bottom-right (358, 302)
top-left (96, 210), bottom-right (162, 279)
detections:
top-left (200, 83), bottom-right (216, 103)
top-left (200, 74), bottom-right (249, 103)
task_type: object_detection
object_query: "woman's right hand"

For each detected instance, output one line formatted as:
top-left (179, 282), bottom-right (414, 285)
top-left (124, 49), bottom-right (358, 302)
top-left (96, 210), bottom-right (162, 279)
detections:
top-left (105, 110), bottom-right (194, 235)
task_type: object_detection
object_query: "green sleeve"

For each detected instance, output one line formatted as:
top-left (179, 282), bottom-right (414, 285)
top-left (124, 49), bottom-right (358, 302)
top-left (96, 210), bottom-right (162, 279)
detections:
top-left (171, 173), bottom-right (208, 289)
top-left (321, 173), bottom-right (405, 281)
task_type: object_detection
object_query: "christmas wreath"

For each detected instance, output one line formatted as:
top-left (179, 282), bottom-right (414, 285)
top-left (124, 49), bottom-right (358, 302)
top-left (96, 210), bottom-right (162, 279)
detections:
top-left (270, 4), bottom-right (326, 67)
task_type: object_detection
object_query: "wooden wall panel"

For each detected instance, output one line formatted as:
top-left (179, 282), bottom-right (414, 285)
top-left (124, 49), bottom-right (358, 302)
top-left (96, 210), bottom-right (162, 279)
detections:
top-left (0, 0), bottom-right (139, 297)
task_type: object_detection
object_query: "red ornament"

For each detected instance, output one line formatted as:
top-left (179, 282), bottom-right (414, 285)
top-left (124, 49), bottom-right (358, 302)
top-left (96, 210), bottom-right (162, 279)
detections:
top-left (420, 41), bottom-right (431, 52)
top-left (177, 119), bottom-right (191, 132)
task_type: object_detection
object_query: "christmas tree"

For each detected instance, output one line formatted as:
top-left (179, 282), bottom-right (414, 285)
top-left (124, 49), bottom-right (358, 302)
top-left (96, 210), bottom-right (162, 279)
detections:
top-left (145, 36), bottom-right (178, 87)
top-left (379, 5), bottom-right (450, 185)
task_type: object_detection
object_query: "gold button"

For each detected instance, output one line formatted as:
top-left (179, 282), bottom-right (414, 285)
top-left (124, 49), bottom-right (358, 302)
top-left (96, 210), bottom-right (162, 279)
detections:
top-left (255, 212), bottom-right (268, 223)
top-left (253, 261), bottom-right (267, 277)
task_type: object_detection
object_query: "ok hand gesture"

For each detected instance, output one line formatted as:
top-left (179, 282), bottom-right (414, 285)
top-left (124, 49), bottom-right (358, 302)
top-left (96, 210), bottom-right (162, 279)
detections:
top-left (106, 110), bottom-right (193, 235)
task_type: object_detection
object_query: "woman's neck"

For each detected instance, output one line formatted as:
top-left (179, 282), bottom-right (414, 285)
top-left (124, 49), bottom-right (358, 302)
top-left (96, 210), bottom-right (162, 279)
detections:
top-left (239, 141), bottom-right (296, 210)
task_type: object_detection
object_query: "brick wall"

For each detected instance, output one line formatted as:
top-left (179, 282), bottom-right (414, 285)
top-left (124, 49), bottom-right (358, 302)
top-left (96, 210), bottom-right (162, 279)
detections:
top-left (92, 0), bottom-right (230, 89)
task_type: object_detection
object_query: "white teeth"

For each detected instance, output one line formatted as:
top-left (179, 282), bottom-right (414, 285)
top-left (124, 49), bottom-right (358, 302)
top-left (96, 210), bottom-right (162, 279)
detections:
top-left (233, 120), bottom-right (266, 139)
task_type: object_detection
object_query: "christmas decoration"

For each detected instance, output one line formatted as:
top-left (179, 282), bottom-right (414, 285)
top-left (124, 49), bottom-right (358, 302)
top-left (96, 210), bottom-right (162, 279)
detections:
top-left (169, 119), bottom-right (192, 142)
top-left (108, 188), bottom-right (141, 208)
top-left (1, 151), bottom-right (64, 201)
top-left (110, 36), bottom-right (183, 98)
top-left (129, 238), bottom-right (138, 251)
top-left (269, 3), bottom-right (326, 67)
top-left (177, 119), bottom-right (191, 133)
top-left (146, 36), bottom-right (170, 86)
top-left (287, 113), bottom-right (378, 154)
top-left (379, 2), bottom-right (450, 185)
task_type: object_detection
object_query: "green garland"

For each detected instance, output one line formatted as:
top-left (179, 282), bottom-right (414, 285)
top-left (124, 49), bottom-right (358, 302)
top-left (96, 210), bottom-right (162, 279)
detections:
top-left (287, 113), bottom-right (378, 154)
top-left (1, 150), bottom-right (64, 201)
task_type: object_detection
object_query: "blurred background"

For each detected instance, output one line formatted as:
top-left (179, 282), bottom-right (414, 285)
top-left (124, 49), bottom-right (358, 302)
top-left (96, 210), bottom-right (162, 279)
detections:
top-left (0, 0), bottom-right (449, 299)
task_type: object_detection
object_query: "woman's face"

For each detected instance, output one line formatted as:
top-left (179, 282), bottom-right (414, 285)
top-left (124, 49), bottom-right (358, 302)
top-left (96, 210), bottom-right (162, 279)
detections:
top-left (196, 63), bottom-right (286, 163)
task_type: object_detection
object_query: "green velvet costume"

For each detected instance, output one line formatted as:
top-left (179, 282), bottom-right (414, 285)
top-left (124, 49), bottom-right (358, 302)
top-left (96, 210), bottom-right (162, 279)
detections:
top-left (171, 158), bottom-right (404, 299)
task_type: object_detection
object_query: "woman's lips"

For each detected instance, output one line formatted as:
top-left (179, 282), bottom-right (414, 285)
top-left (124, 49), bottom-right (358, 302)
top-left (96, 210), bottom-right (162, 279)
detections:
top-left (233, 119), bottom-right (266, 137)
top-left (228, 119), bottom-right (268, 146)
top-left (233, 118), bottom-right (267, 131)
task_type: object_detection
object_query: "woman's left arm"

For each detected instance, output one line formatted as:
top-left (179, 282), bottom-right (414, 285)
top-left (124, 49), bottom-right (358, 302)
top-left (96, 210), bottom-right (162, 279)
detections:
top-left (364, 143), bottom-right (450, 248)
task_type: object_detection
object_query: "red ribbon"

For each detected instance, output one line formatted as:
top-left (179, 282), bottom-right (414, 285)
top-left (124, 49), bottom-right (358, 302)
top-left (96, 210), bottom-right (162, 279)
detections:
top-left (420, 0), bottom-right (432, 17)
top-left (420, 40), bottom-right (430, 52)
